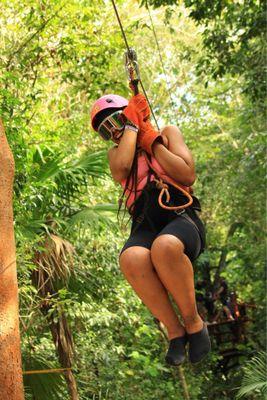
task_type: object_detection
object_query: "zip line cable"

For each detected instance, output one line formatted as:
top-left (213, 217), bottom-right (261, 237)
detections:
top-left (110, 0), bottom-right (131, 54)
top-left (145, 1), bottom-right (177, 116)
top-left (110, 0), bottom-right (159, 130)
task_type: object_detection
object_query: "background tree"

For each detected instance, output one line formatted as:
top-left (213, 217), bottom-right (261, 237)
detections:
top-left (143, 0), bottom-right (266, 107)
top-left (0, 119), bottom-right (24, 400)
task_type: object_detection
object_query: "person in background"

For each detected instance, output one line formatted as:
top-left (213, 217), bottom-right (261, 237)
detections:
top-left (213, 278), bottom-right (234, 321)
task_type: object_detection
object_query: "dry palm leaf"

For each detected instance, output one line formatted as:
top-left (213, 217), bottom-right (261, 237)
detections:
top-left (33, 234), bottom-right (75, 297)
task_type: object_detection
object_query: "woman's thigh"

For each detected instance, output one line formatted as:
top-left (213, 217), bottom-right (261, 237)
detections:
top-left (156, 215), bottom-right (202, 262)
top-left (120, 229), bottom-right (156, 256)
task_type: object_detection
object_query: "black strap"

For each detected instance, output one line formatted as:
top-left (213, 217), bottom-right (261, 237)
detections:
top-left (178, 212), bottom-right (200, 233)
top-left (130, 185), bottom-right (155, 235)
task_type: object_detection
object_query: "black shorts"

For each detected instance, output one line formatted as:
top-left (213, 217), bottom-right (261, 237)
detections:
top-left (120, 182), bottom-right (206, 262)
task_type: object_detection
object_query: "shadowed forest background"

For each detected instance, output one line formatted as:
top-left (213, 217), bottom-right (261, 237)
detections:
top-left (0, 0), bottom-right (266, 399)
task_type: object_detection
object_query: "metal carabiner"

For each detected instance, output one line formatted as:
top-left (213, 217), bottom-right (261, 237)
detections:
top-left (124, 48), bottom-right (140, 83)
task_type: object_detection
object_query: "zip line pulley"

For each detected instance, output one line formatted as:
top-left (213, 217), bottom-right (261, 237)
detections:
top-left (110, 0), bottom-right (159, 129)
top-left (124, 48), bottom-right (140, 95)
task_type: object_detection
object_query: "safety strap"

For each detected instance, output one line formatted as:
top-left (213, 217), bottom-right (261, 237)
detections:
top-left (130, 164), bottom-right (156, 233)
top-left (144, 152), bottom-right (193, 211)
top-left (176, 210), bottom-right (200, 233)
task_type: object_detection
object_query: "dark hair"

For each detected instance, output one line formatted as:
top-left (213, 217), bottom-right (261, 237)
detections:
top-left (117, 149), bottom-right (139, 224)
top-left (117, 149), bottom-right (153, 232)
top-left (94, 107), bottom-right (139, 225)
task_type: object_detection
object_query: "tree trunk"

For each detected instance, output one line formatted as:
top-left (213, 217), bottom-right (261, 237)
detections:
top-left (213, 222), bottom-right (243, 290)
top-left (49, 315), bottom-right (79, 400)
top-left (0, 119), bottom-right (24, 400)
top-left (33, 235), bottom-right (79, 400)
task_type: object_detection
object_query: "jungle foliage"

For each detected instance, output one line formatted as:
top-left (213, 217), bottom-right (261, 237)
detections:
top-left (144, 0), bottom-right (266, 107)
top-left (0, 0), bottom-right (266, 399)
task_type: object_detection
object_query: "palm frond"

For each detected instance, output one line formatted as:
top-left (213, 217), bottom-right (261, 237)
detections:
top-left (16, 215), bottom-right (68, 242)
top-left (34, 154), bottom-right (64, 183)
top-left (66, 203), bottom-right (119, 230)
top-left (55, 150), bottom-right (109, 204)
top-left (64, 150), bottom-right (108, 178)
top-left (31, 231), bottom-right (78, 398)
top-left (17, 219), bottom-right (51, 237)
top-left (236, 351), bottom-right (267, 399)
top-left (32, 146), bottom-right (108, 185)
top-left (23, 355), bottom-right (67, 400)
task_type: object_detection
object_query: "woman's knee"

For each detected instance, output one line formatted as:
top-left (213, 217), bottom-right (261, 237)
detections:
top-left (151, 235), bottom-right (184, 267)
top-left (119, 246), bottom-right (152, 280)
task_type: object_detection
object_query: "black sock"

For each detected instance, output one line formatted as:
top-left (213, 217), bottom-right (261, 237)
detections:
top-left (165, 335), bottom-right (187, 366)
top-left (187, 323), bottom-right (211, 364)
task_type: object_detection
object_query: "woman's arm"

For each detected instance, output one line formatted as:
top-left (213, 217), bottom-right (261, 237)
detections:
top-left (152, 125), bottom-right (196, 186)
top-left (108, 128), bottom-right (138, 182)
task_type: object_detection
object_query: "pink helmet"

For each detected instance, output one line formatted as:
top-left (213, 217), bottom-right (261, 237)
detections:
top-left (91, 94), bottom-right (128, 131)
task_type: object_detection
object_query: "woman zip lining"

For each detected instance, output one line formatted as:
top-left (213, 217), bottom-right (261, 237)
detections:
top-left (90, 0), bottom-right (210, 367)
top-left (90, 74), bottom-right (211, 365)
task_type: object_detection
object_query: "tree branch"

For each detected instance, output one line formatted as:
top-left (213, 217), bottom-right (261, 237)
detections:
top-left (213, 222), bottom-right (243, 290)
top-left (6, 4), bottom-right (66, 69)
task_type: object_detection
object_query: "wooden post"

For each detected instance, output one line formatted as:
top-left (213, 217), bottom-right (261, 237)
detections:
top-left (0, 119), bottom-right (24, 400)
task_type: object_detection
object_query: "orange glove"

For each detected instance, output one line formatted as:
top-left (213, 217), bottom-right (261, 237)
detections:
top-left (138, 119), bottom-right (163, 155)
top-left (122, 93), bottom-right (150, 128)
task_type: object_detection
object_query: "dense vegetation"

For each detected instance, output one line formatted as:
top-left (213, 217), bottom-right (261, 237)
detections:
top-left (0, 0), bottom-right (265, 399)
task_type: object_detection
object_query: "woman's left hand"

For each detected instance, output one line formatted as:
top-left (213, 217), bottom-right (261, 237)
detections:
top-left (152, 126), bottom-right (196, 186)
top-left (138, 119), bottom-right (164, 155)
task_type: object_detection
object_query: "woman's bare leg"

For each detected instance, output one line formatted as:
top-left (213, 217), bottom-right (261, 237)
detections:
top-left (119, 246), bottom-right (185, 339)
top-left (151, 235), bottom-right (203, 334)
